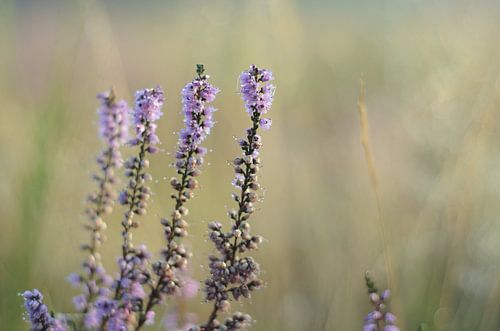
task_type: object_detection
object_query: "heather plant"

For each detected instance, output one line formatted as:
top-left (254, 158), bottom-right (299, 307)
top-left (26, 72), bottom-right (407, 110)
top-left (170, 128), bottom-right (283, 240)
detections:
top-left (363, 273), bottom-right (399, 331)
top-left (135, 65), bottom-right (219, 330)
top-left (20, 64), bottom-right (274, 331)
top-left (193, 65), bottom-right (274, 331)
top-left (67, 90), bottom-right (129, 323)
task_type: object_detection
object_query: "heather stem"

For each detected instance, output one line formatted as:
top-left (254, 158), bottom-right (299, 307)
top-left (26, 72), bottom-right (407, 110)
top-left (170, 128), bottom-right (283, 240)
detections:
top-left (135, 143), bottom-right (194, 329)
top-left (230, 116), bottom-right (260, 265)
top-left (82, 147), bottom-right (112, 307)
top-left (100, 87), bottom-right (164, 329)
top-left (114, 130), bottom-right (148, 300)
top-left (205, 114), bottom-right (260, 329)
top-left (72, 90), bottom-right (129, 324)
top-left (136, 68), bottom-right (218, 330)
top-left (199, 65), bottom-right (274, 331)
top-left (99, 134), bottom-right (149, 330)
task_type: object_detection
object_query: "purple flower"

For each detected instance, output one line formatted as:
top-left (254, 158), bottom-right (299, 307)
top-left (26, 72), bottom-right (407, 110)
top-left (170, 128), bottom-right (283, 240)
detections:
top-left (131, 86), bottom-right (164, 147)
top-left (84, 308), bottom-right (101, 328)
top-left (182, 275), bottom-right (199, 299)
top-left (98, 90), bottom-right (129, 152)
top-left (165, 311), bottom-right (197, 331)
top-left (106, 308), bottom-right (131, 331)
top-left (240, 64), bottom-right (275, 115)
top-left (176, 70), bottom-right (219, 173)
top-left (52, 319), bottom-right (67, 331)
top-left (89, 296), bottom-right (137, 330)
top-left (259, 118), bottom-right (272, 130)
top-left (363, 273), bottom-right (399, 331)
top-left (196, 65), bottom-right (274, 331)
top-left (145, 310), bottom-right (155, 326)
top-left (67, 273), bottom-right (81, 288)
top-left (364, 324), bottom-right (378, 331)
top-left (72, 295), bottom-right (87, 311)
top-left (385, 312), bottom-right (397, 324)
top-left (129, 281), bottom-right (146, 299)
top-left (114, 244), bottom-right (152, 305)
top-left (21, 289), bottom-right (67, 331)
top-left (86, 297), bottom-right (117, 328)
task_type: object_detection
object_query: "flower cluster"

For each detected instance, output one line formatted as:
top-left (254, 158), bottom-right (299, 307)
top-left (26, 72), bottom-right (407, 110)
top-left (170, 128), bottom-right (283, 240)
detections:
top-left (21, 290), bottom-right (67, 331)
top-left (98, 90), bottom-right (130, 152)
top-left (130, 86), bottom-right (164, 147)
top-left (176, 64), bottom-right (218, 163)
top-left (21, 65), bottom-right (275, 331)
top-left (68, 90), bottom-right (128, 321)
top-left (363, 273), bottom-right (399, 331)
top-left (135, 65), bottom-right (219, 330)
top-left (240, 64), bottom-right (273, 132)
top-left (195, 65), bottom-right (274, 331)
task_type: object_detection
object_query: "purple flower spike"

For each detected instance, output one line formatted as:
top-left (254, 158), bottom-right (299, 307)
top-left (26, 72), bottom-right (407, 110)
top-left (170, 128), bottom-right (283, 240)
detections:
top-left (134, 65), bottom-right (219, 331)
top-left (69, 90), bottom-right (130, 317)
top-left (131, 86), bottom-right (164, 147)
top-left (21, 289), bottom-right (67, 331)
top-left (176, 68), bottom-right (219, 173)
top-left (363, 273), bottom-right (399, 331)
top-left (240, 64), bottom-right (275, 115)
top-left (98, 90), bottom-right (129, 152)
top-left (196, 65), bottom-right (275, 331)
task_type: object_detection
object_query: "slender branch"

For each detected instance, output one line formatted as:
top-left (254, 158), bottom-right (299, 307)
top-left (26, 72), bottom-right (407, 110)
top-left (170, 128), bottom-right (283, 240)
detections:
top-left (136, 70), bottom-right (218, 330)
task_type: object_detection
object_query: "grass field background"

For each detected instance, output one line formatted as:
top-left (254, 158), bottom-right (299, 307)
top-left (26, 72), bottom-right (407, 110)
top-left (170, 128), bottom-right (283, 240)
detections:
top-left (1, 0), bottom-right (500, 329)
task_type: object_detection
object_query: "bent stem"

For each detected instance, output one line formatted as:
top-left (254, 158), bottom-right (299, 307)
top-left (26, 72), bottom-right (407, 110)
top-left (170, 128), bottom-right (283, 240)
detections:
top-left (357, 78), bottom-right (395, 292)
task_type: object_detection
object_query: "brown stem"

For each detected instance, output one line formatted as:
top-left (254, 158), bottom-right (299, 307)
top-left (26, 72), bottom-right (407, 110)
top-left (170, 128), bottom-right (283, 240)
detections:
top-left (204, 111), bottom-right (260, 329)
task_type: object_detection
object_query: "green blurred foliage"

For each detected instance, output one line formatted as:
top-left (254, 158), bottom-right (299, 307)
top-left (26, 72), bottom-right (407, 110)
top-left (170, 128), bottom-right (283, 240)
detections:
top-left (1, 0), bottom-right (500, 330)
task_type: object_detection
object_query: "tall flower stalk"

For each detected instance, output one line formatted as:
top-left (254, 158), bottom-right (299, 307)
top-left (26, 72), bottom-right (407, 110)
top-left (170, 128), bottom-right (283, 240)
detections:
top-left (135, 64), bottom-right (219, 330)
top-left (68, 90), bottom-right (129, 321)
top-left (195, 65), bottom-right (274, 331)
top-left (363, 273), bottom-right (400, 331)
top-left (98, 87), bottom-right (164, 329)
top-left (115, 86), bottom-right (164, 296)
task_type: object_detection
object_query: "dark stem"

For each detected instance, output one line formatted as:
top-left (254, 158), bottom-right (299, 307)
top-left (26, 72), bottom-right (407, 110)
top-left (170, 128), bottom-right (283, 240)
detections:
top-left (135, 97), bottom-right (204, 331)
top-left (82, 147), bottom-right (113, 312)
top-left (100, 122), bottom-right (150, 330)
top-left (114, 130), bottom-right (148, 300)
top-left (204, 110), bottom-right (260, 329)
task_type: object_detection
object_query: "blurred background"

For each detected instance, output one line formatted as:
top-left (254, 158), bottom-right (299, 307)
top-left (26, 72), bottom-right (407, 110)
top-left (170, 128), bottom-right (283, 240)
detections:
top-left (2, 0), bottom-right (500, 330)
